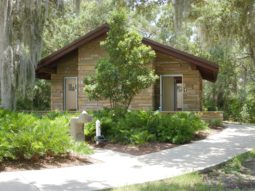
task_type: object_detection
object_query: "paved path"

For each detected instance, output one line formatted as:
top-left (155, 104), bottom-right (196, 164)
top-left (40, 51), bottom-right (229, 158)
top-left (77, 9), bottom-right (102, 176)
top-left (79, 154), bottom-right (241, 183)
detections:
top-left (0, 124), bottom-right (255, 191)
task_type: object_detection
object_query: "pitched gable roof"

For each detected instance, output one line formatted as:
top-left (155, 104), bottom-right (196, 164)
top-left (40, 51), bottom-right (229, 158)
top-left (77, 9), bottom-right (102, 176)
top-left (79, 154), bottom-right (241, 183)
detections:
top-left (36, 24), bottom-right (218, 82)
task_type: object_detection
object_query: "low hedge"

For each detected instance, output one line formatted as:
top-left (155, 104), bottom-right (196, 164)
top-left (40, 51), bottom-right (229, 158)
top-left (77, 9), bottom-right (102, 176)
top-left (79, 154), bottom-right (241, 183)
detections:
top-left (0, 109), bottom-right (91, 161)
top-left (85, 109), bottom-right (207, 145)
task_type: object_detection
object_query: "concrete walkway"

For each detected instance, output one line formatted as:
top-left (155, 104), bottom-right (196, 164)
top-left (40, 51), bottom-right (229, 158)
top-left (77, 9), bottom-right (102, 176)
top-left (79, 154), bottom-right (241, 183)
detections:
top-left (0, 124), bottom-right (255, 191)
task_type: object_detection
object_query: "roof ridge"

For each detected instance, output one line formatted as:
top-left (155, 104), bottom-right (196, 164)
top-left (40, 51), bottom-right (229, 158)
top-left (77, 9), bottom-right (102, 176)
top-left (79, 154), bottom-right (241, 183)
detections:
top-left (37, 24), bottom-right (218, 82)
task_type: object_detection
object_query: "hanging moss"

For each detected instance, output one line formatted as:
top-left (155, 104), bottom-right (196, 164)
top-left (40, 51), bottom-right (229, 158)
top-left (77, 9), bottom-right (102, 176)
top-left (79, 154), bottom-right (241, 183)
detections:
top-left (0, 0), bottom-right (80, 110)
top-left (172, 0), bottom-right (191, 32)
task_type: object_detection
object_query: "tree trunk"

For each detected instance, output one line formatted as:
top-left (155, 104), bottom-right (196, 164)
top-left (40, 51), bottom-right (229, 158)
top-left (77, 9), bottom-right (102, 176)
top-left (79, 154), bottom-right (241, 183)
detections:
top-left (0, 0), bottom-right (12, 109)
top-left (0, 0), bottom-right (80, 110)
top-left (125, 96), bottom-right (133, 111)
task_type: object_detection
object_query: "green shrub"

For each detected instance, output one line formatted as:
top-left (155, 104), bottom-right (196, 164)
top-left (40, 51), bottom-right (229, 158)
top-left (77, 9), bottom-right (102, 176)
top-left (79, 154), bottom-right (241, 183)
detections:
top-left (0, 109), bottom-right (91, 161)
top-left (223, 97), bottom-right (242, 121)
top-left (208, 119), bottom-right (223, 128)
top-left (241, 100), bottom-right (255, 123)
top-left (155, 112), bottom-right (207, 144)
top-left (84, 118), bottom-right (97, 141)
top-left (85, 109), bottom-right (207, 145)
top-left (70, 141), bottom-right (93, 155)
top-left (16, 79), bottom-right (51, 111)
top-left (203, 99), bottom-right (218, 111)
top-left (44, 111), bottom-right (76, 119)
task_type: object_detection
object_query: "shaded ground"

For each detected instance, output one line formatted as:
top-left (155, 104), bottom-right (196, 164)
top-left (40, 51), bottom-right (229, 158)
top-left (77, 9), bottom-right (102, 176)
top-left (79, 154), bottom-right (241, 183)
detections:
top-left (108, 148), bottom-right (255, 191)
top-left (0, 153), bottom-right (96, 172)
top-left (201, 158), bottom-right (255, 190)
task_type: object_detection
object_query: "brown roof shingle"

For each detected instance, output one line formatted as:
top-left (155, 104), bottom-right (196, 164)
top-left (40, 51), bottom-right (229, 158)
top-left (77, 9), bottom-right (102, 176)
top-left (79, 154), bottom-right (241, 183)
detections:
top-left (36, 24), bottom-right (218, 82)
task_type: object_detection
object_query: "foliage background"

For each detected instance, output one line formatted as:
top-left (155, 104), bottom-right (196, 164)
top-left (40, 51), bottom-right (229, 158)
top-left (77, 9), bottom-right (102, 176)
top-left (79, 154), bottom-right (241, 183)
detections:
top-left (14, 0), bottom-right (255, 123)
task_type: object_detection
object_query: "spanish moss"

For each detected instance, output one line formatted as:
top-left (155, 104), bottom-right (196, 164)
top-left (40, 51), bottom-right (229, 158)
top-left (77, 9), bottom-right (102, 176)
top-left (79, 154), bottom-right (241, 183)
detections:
top-left (172, 0), bottom-right (191, 32)
top-left (0, 0), bottom-right (80, 110)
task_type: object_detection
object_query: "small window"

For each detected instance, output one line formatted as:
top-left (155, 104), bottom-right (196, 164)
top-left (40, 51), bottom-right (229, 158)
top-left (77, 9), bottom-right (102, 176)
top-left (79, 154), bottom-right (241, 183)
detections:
top-left (68, 84), bottom-right (75, 91)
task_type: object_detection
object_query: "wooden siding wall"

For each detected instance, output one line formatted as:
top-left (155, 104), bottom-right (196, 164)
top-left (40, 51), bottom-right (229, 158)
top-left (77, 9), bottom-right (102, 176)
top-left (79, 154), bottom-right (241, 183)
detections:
top-left (51, 51), bottom-right (78, 110)
top-left (154, 53), bottom-right (202, 111)
top-left (50, 40), bottom-right (202, 111)
top-left (77, 37), bottom-right (153, 111)
top-left (78, 36), bottom-right (109, 110)
top-left (198, 111), bottom-right (223, 122)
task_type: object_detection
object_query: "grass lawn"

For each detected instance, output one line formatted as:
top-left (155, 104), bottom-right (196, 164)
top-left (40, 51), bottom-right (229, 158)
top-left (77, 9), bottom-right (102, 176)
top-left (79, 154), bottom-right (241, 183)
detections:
top-left (106, 149), bottom-right (255, 191)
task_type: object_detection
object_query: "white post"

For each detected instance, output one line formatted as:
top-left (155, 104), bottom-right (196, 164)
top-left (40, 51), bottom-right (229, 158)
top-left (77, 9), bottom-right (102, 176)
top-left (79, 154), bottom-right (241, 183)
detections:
top-left (96, 120), bottom-right (101, 144)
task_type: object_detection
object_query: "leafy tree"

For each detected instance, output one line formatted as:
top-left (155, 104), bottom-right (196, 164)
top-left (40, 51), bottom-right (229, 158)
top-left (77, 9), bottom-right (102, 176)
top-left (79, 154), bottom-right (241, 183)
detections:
top-left (16, 79), bottom-right (50, 111)
top-left (192, 0), bottom-right (255, 121)
top-left (0, 0), bottom-right (113, 110)
top-left (43, 0), bottom-right (114, 56)
top-left (84, 10), bottom-right (157, 110)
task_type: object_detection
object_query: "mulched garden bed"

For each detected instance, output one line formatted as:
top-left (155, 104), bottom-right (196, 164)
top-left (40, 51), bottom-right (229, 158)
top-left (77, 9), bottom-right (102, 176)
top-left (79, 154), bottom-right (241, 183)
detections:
top-left (93, 126), bottom-right (226, 156)
top-left (96, 142), bottom-right (177, 156)
top-left (0, 153), bottom-right (97, 172)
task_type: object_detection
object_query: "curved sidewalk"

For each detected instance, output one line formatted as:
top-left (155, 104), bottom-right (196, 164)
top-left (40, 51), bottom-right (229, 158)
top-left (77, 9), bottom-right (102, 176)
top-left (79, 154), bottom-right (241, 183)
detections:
top-left (0, 124), bottom-right (255, 191)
